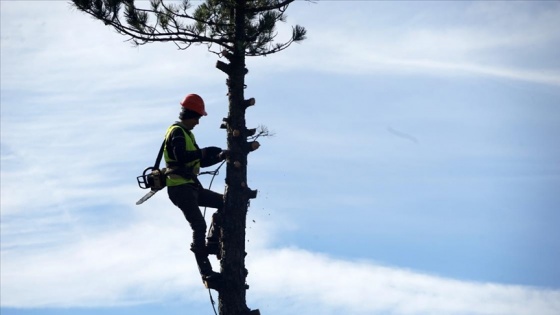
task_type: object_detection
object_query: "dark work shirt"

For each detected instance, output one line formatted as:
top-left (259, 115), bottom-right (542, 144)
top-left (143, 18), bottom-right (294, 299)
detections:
top-left (166, 124), bottom-right (202, 165)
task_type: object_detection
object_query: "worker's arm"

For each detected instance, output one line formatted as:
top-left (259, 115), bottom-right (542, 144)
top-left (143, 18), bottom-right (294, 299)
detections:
top-left (200, 147), bottom-right (226, 167)
top-left (169, 128), bottom-right (202, 163)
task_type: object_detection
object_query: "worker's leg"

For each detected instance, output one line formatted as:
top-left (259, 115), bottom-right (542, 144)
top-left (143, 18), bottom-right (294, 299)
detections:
top-left (198, 188), bottom-right (223, 211)
top-left (198, 188), bottom-right (223, 256)
top-left (168, 184), bottom-right (207, 248)
top-left (168, 184), bottom-right (222, 289)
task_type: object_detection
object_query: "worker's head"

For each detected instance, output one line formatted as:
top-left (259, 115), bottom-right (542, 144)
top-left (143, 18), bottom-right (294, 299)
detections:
top-left (180, 94), bottom-right (207, 116)
top-left (179, 93), bottom-right (207, 130)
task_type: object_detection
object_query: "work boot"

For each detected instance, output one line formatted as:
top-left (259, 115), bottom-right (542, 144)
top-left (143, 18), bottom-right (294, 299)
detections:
top-left (198, 259), bottom-right (222, 291)
top-left (190, 242), bottom-right (208, 256)
top-left (202, 271), bottom-right (222, 291)
top-left (207, 212), bottom-right (222, 259)
top-left (207, 213), bottom-right (222, 240)
top-left (193, 251), bottom-right (222, 290)
top-left (206, 240), bottom-right (221, 259)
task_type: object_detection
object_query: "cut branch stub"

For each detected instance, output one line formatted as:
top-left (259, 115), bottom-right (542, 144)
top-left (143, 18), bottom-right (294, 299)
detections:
top-left (216, 60), bottom-right (231, 75)
top-left (240, 308), bottom-right (260, 315)
top-left (242, 141), bottom-right (260, 153)
top-left (248, 189), bottom-right (258, 199)
top-left (251, 141), bottom-right (260, 151)
top-left (243, 98), bottom-right (256, 108)
top-left (220, 117), bottom-right (229, 129)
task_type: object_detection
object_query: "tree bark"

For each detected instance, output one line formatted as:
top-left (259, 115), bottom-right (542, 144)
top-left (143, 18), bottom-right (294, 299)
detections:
top-left (219, 1), bottom-right (252, 315)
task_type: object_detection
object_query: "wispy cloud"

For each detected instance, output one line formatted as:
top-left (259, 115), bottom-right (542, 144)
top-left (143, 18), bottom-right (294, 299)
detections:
top-left (1, 209), bottom-right (207, 307)
top-left (0, 1), bottom-right (221, 95)
top-left (387, 126), bottom-right (419, 144)
top-left (252, 1), bottom-right (560, 86)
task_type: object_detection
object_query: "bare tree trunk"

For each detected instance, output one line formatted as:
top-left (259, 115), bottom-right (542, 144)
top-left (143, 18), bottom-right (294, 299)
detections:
top-left (218, 1), bottom-right (256, 315)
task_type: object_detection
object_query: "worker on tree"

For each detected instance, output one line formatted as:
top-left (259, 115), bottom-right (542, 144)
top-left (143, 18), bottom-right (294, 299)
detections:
top-left (164, 93), bottom-right (225, 289)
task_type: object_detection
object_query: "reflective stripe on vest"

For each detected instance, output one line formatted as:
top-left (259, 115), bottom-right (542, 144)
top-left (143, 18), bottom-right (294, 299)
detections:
top-left (163, 124), bottom-right (200, 186)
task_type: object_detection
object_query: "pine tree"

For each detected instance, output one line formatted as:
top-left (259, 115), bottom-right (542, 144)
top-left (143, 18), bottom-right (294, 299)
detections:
top-left (71, 1), bottom-right (306, 314)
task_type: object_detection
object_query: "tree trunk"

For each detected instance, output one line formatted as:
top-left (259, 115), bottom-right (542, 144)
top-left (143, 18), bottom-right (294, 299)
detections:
top-left (219, 1), bottom-right (252, 315)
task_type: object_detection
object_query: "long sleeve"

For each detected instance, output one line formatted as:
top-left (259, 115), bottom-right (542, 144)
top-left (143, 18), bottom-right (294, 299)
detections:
top-left (168, 127), bottom-right (201, 163)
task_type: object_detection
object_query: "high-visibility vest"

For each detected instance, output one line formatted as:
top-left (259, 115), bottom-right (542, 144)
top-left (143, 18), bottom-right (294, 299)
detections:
top-left (163, 123), bottom-right (200, 186)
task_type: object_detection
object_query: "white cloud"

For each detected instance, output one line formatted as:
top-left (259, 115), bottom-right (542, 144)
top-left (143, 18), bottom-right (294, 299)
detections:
top-left (3, 209), bottom-right (560, 315)
top-left (249, 1), bottom-right (560, 86)
top-left (1, 212), bottom-right (207, 307)
top-left (0, 1), bottom-right (222, 95)
top-left (249, 248), bottom-right (560, 315)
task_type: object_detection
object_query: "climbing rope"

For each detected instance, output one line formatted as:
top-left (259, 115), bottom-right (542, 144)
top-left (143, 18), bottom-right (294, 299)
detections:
top-left (200, 159), bottom-right (226, 315)
top-left (201, 159), bottom-right (226, 217)
top-left (208, 288), bottom-right (218, 315)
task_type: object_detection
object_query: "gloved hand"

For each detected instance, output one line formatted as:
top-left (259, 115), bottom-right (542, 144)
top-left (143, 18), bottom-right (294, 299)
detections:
top-left (219, 149), bottom-right (230, 161)
top-left (203, 146), bottom-right (222, 158)
top-left (200, 147), bottom-right (225, 167)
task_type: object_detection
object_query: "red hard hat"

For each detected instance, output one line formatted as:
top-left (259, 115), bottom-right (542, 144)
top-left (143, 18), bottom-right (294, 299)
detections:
top-left (180, 94), bottom-right (207, 116)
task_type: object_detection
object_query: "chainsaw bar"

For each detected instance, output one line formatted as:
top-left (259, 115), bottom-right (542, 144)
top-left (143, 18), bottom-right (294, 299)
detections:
top-left (136, 189), bottom-right (159, 205)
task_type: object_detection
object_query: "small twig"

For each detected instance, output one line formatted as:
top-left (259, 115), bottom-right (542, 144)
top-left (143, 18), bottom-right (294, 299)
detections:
top-left (249, 125), bottom-right (274, 141)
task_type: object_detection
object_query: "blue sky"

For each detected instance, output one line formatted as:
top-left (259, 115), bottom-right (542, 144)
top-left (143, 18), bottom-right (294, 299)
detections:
top-left (1, 1), bottom-right (560, 315)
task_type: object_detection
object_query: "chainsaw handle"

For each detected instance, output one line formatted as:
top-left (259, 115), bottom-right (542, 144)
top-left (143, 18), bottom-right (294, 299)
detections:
top-left (136, 167), bottom-right (157, 189)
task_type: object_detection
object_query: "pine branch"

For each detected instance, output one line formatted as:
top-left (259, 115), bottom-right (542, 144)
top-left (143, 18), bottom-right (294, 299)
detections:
top-left (246, 0), bottom-right (295, 13)
top-left (247, 24), bottom-right (306, 56)
top-left (73, 0), bottom-right (234, 48)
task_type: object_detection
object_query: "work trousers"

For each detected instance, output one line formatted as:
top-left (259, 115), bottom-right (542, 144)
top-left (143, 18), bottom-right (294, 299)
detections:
top-left (167, 183), bottom-right (223, 248)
